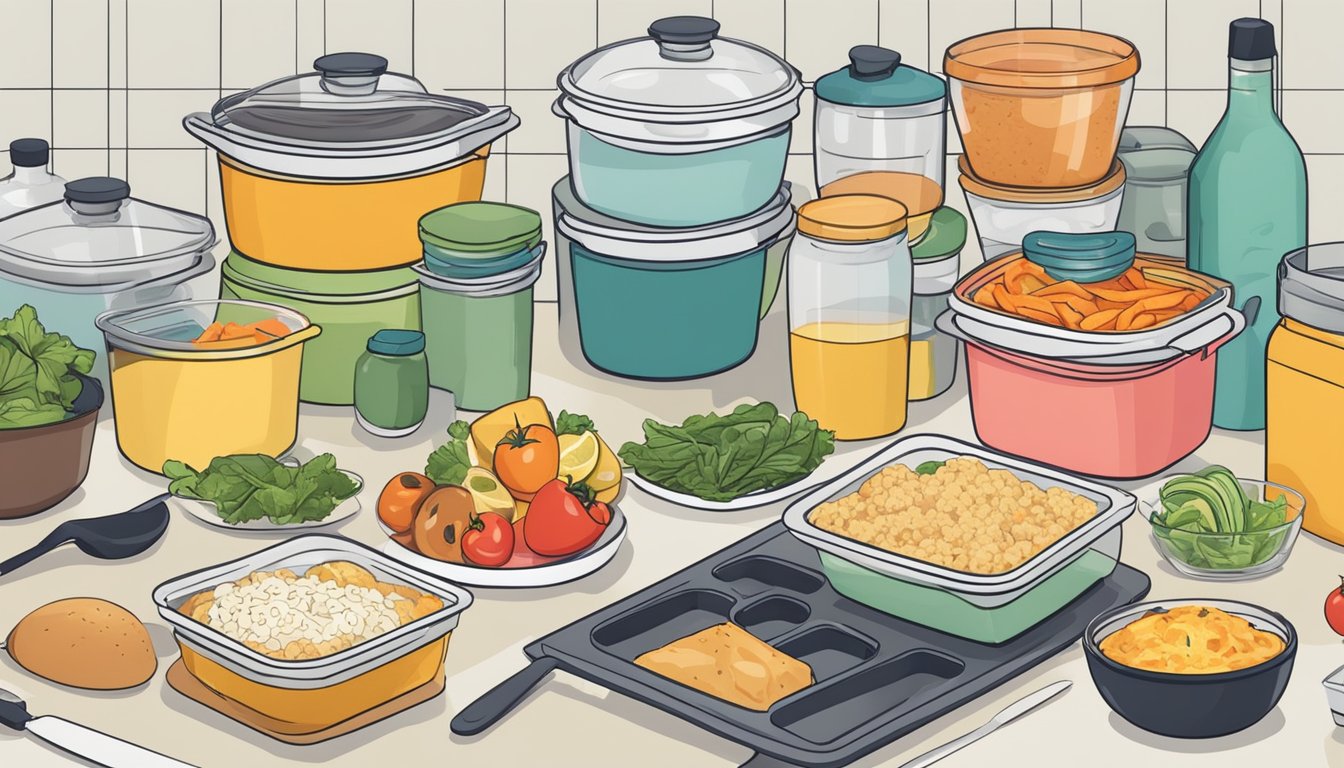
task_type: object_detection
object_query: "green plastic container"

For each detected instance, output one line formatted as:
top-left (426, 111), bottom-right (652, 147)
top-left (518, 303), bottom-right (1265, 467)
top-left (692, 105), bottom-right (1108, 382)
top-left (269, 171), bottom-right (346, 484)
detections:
top-left (419, 201), bottom-right (544, 280)
top-left (219, 251), bottom-right (420, 405)
top-left (416, 262), bottom-right (539, 412)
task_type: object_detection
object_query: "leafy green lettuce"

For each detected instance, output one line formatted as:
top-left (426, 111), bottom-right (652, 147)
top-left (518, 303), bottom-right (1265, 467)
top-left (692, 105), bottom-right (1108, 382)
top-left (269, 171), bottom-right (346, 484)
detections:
top-left (0, 305), bottom-right (96, 428)
top-left (618, 402), bottom-right (835, 502)
top-left (164, 453), bottom-right (359, 526)
top-left (425, 420), bottom-right (473, 485)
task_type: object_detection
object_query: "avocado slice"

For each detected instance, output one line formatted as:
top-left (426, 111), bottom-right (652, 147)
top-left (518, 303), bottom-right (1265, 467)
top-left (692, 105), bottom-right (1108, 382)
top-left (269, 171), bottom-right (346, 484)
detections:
top-left (1198, 466), bottom-right (1249, 532)
top-left (1161, 476), bottom-right (1234, 532)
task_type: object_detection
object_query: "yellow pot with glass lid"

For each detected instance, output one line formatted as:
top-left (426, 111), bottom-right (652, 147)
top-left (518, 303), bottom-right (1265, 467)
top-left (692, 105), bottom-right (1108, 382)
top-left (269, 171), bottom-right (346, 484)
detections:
top-left (788, 195), bottom-right (913, 440)
top-left (184, 53), bottom-right (519, 272)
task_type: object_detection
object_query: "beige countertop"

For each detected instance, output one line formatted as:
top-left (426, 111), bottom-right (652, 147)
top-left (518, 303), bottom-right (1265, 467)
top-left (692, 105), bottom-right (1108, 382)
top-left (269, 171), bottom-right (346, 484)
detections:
top-left (2, 304), bottom-right (1342, 768)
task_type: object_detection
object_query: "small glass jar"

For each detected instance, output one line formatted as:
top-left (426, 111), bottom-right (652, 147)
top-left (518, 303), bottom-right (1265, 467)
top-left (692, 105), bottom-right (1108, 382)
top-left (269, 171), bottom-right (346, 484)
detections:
top-left (354, 329), bottom-right (429, 437)
top-left (788, 195), bottom-right (913, 440)
top-left (909, 208), bottom-right (967, 401)
top-left (814, 46), bottom-right (947, 244)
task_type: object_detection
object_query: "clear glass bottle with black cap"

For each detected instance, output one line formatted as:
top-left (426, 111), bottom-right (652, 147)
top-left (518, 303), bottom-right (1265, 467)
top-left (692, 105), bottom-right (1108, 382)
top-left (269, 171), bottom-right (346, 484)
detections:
top-left (0, 139), bottom-right (65, 218)
top-left (1187, 17), bottom-right (1307, 430)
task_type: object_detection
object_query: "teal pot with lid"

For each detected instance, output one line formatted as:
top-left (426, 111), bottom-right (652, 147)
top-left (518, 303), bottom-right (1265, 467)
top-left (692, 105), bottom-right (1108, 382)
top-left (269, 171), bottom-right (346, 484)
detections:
top-left (555, 16), bottom-right (802, 227)
top-left (555, 180), bottom-right (795, 380)
top-left (218, 252), bottom-right (420, 405)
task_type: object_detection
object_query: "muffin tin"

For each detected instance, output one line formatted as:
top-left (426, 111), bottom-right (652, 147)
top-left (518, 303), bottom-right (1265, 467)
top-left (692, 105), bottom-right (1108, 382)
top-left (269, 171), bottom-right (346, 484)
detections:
top-left (452, 522), bottom-right (1149, 767)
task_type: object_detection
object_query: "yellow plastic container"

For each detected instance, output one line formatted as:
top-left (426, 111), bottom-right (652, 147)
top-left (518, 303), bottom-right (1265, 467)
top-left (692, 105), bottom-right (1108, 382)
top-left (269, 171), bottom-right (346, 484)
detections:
top-left (95, 300), bottom-right (319, 474)
top-left (179, 636), bottom-right (448, 730)
top-left (1268, 247), bottom-right (1344, 543)
top-left (220, 153), bottom-right (490, 272)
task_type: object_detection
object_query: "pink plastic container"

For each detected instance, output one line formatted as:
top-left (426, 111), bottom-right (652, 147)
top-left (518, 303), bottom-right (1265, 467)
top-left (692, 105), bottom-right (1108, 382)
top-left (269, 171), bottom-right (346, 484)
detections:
top-left (963, 335), bottom-right (1233, 479)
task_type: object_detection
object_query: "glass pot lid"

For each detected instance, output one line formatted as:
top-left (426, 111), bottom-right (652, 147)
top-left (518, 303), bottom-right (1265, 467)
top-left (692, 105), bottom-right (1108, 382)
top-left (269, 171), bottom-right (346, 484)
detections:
top-left (555, 16), bottom-right (803, 146)
top-left (0, 177), bottom-right (216, 289)
top-left (815, 46), bottom-right (947, 108)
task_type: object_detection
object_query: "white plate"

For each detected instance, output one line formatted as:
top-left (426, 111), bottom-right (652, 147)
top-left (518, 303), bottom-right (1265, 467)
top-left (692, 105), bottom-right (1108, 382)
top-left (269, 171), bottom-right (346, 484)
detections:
top-left (378, 506), bottom-right (628, 589)
top-left (627, 471), bottom-right (824, 512)
top-left (171, 469), bottom-right (364, 532)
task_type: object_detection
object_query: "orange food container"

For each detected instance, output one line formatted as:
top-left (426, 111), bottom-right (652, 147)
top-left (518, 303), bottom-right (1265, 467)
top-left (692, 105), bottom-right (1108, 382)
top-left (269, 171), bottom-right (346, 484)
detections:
top-left (944, 29), bottom-right (1139, 188)
top-left (184, 52), bottom-right (518, 272)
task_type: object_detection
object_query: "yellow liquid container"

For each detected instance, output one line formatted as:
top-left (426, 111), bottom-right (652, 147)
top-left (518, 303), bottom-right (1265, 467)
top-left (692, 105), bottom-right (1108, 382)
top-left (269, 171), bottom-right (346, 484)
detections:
top-left (1267, 247), bottom-right (1344, 544)
top-left (788, 195), bottom-right (913, 441)
top-left (790, 321), bottom-right (910, 439)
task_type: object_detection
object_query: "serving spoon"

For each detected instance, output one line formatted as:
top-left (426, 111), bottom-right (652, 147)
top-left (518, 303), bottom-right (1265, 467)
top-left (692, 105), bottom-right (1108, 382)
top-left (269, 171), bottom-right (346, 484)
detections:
top-left (0, 686), bottom-right (196, 767)
top-left (0, 494), bottom-right (170, 578)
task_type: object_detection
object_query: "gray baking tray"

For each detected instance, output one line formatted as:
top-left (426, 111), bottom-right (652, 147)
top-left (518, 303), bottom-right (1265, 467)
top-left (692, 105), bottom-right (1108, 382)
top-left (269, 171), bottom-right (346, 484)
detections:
top-left (452, 522), bottom-right (1149, 767)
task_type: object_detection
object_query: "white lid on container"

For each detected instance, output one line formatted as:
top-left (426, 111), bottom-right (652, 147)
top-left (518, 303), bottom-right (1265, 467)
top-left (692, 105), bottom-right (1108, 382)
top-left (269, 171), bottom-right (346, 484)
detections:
top-left (0, 177), bottom-right (217, 292)
top-left (555, 17), bottom-right (803, 150)
top-left (555, 178), bottom-right (795, 262)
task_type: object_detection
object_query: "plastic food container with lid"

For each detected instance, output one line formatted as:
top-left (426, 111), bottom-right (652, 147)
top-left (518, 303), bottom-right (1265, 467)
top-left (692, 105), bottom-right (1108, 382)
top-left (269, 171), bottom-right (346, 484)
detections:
top-left (1268, 244), bottom-right (1344, 545)
top-left (218, 251), bottom-right (420, 405)
top-left (184, 52), bottom-right (518, 272)
top-left (910, 208), bottom-right (967, 400)
top-left (1116, 127), bottom-right (1197, 259)
top-left (153, 534), bottom-right (473, 737)
top-left (419, 202), bottom-right (543, 280)
top-left (814, 45), bottom-right (947, 244)
top-left (0, 177), bottom-right (217, 385)
top-left (783, 434), bottom-right (1135, 643)
top-left (559, 181), bottom-right (795, 380)
top-left (556, 16), bottom-right (802, 227)
top-left (960, 156), bottom-right (1126, 261)
top-left (95, 299), bottom-right (320, 473)
top-left (944, 28), bottom-right (1139, 189)
top-left (788, 194), bottom-right (913, 439)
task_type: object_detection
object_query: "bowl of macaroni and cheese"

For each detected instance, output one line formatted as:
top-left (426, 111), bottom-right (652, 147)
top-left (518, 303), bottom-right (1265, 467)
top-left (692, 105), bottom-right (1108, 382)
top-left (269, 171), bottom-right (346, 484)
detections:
top-left (1083, 599), bottom-right (1295, 739)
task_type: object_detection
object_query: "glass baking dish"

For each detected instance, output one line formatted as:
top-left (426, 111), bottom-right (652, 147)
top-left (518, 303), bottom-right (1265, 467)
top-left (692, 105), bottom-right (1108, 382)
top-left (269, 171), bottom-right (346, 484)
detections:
top-left (152, 534), bottom-right (473, 731)
top-left (783, 434), bottom-right (1135, 643)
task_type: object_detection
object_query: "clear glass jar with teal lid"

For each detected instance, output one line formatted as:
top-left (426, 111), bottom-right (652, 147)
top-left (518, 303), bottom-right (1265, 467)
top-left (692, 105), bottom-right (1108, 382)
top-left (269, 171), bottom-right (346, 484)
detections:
top-left (354, 329), bottom-right (429, 437)
top-left (418, 201), bottom-right (543, 280)
top-left (910, 207), bottom-right (967, 401)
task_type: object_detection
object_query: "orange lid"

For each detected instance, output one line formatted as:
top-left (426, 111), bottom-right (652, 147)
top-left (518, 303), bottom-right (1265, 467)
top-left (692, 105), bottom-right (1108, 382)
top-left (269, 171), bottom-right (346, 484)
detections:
top-left (943, 28), bottom-right (1139, 89)
top-left (797, 195), bottom-right (909, 242)
top-left (958, 155), bottom-right (1126, 203)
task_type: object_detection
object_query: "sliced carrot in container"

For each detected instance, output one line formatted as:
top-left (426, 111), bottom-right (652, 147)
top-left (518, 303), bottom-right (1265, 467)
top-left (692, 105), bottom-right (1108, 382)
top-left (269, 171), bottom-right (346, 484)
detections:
top-left (1080, 308), bottom-right (1121, 331)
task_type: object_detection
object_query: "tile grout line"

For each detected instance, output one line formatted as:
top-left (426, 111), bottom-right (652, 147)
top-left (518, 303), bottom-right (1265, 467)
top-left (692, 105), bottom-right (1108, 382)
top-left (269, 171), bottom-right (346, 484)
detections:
top-left (48, 0), bottom-right (54, 160)
top-left (107, 0), bottom-right (112, 174)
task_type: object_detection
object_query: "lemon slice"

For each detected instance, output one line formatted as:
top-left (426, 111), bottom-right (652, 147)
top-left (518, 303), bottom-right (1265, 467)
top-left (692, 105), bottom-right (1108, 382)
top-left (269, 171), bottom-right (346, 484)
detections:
top-left (463, 467), bottom-right (516, 520)
top-left (558, 431), bottom-right (600, 482)
top-left (589, 435), bottom-right (623, 503)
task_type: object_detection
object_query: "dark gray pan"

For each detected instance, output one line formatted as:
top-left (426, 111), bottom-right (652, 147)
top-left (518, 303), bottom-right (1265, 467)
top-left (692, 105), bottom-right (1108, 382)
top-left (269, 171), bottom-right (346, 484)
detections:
top-left (453, 522), bottom-right (1149, 767)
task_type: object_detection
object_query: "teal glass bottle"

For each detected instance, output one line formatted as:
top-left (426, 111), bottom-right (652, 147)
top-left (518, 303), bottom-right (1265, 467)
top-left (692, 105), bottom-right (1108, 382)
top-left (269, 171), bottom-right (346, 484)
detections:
top-left (1187, 18), bottom-right (1307, 431)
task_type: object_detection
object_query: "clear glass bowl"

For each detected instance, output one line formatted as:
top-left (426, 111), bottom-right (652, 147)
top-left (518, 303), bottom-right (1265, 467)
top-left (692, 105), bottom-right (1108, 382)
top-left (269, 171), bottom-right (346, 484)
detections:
top-left (1144, 477), bottom-right (1305, 580)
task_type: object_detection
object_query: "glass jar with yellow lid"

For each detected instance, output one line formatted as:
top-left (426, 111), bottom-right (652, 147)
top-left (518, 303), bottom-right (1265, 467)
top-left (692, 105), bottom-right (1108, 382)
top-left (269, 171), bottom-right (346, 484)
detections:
top-left (787, 194), bottom-right (912, 440)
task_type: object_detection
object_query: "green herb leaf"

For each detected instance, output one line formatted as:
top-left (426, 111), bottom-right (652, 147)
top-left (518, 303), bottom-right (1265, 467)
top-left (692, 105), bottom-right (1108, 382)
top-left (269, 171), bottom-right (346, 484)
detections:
top-left (555, 410), bottom-right (596, 436)
top-left (618, 402), bottom-right (835, 502)
top-left (915, 461), bottom-right (946, 476)
top-left (165, 453), bottom-right (357, 525)
top-left (426, 420), bottom-right (473, 485)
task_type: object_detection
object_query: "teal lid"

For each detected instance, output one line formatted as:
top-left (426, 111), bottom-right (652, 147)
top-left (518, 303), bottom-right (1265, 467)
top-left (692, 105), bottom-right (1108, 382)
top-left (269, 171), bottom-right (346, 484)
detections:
top-left (418, 202), bottom-right (543, 255)
top-left (1022, 231), bottom-right (1136, 283)
top-left (367, 329), bottom-right (425, 356)
top-left (912, 207), bottom-right (967, 262)
top-left (814, 46), bottom-right (947, 108)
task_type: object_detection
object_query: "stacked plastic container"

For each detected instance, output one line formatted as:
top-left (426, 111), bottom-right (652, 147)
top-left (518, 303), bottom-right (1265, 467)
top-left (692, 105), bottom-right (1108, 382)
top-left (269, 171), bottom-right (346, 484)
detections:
top-left (944, 29), bottom-right (1139, 260)
top-left (188, 52), bottom-right (519, 406)
top-left (550, 16), bottom-right (801, 380)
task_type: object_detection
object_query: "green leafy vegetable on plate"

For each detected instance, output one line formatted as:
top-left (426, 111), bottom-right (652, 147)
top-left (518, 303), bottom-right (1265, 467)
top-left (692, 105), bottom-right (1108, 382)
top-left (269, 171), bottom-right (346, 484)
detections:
top-left (555, 410), bottom-right (596, 436)
top-left (0, 305), bottom-right (96, 429)
top-left (1151, 465), bottom-right (1294, 570)
top-left (164, 453), bottom-right (360, 526)
top-left (618, 402), bottom-right (835, 503)
top-left (426, 420), bottom-right (473, 485)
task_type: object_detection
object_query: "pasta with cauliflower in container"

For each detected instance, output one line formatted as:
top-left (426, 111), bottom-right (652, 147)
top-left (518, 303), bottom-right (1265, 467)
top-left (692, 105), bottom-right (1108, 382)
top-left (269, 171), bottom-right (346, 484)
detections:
top-left (806, 456), bottom-right (1098, 574)
top-left (177, 560), bottom-right (443, 660)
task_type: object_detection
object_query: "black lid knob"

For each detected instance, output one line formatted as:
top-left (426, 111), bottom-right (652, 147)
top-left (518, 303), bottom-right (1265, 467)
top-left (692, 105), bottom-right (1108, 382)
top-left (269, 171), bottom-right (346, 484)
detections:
top-left (849, 45), bottom-right (901, 80)
top-left (9, 138), bottom-right (48, 168)
top-left (313, 52), bottom-right (389, 78)
top-left (64, 177), bottom-right (130, 204)
top-left (648, 16), bottom-right (720, 46)
top-left (1229, 18), bottom-right (1276, 60)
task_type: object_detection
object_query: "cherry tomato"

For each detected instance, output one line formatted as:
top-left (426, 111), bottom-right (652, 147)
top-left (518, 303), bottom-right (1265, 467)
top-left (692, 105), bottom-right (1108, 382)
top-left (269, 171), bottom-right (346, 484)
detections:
top-left (493, 418), bottom-right (559, 497)
top-left (462, 511), bottom-right (515, 567)
top-left (587, 500), bottom-right (612, 526)
top-left (524, 478), bottom-right (610, 557)
top-left (1326, 577), bottom-right (1344, 636)
top-left (377, 472), bottom-right (435, 533)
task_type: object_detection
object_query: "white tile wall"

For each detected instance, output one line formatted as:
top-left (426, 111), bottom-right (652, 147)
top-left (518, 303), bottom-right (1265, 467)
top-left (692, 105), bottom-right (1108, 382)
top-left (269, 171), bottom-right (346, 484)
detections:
top-left (0, 0), bottom-right (1341, 307)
